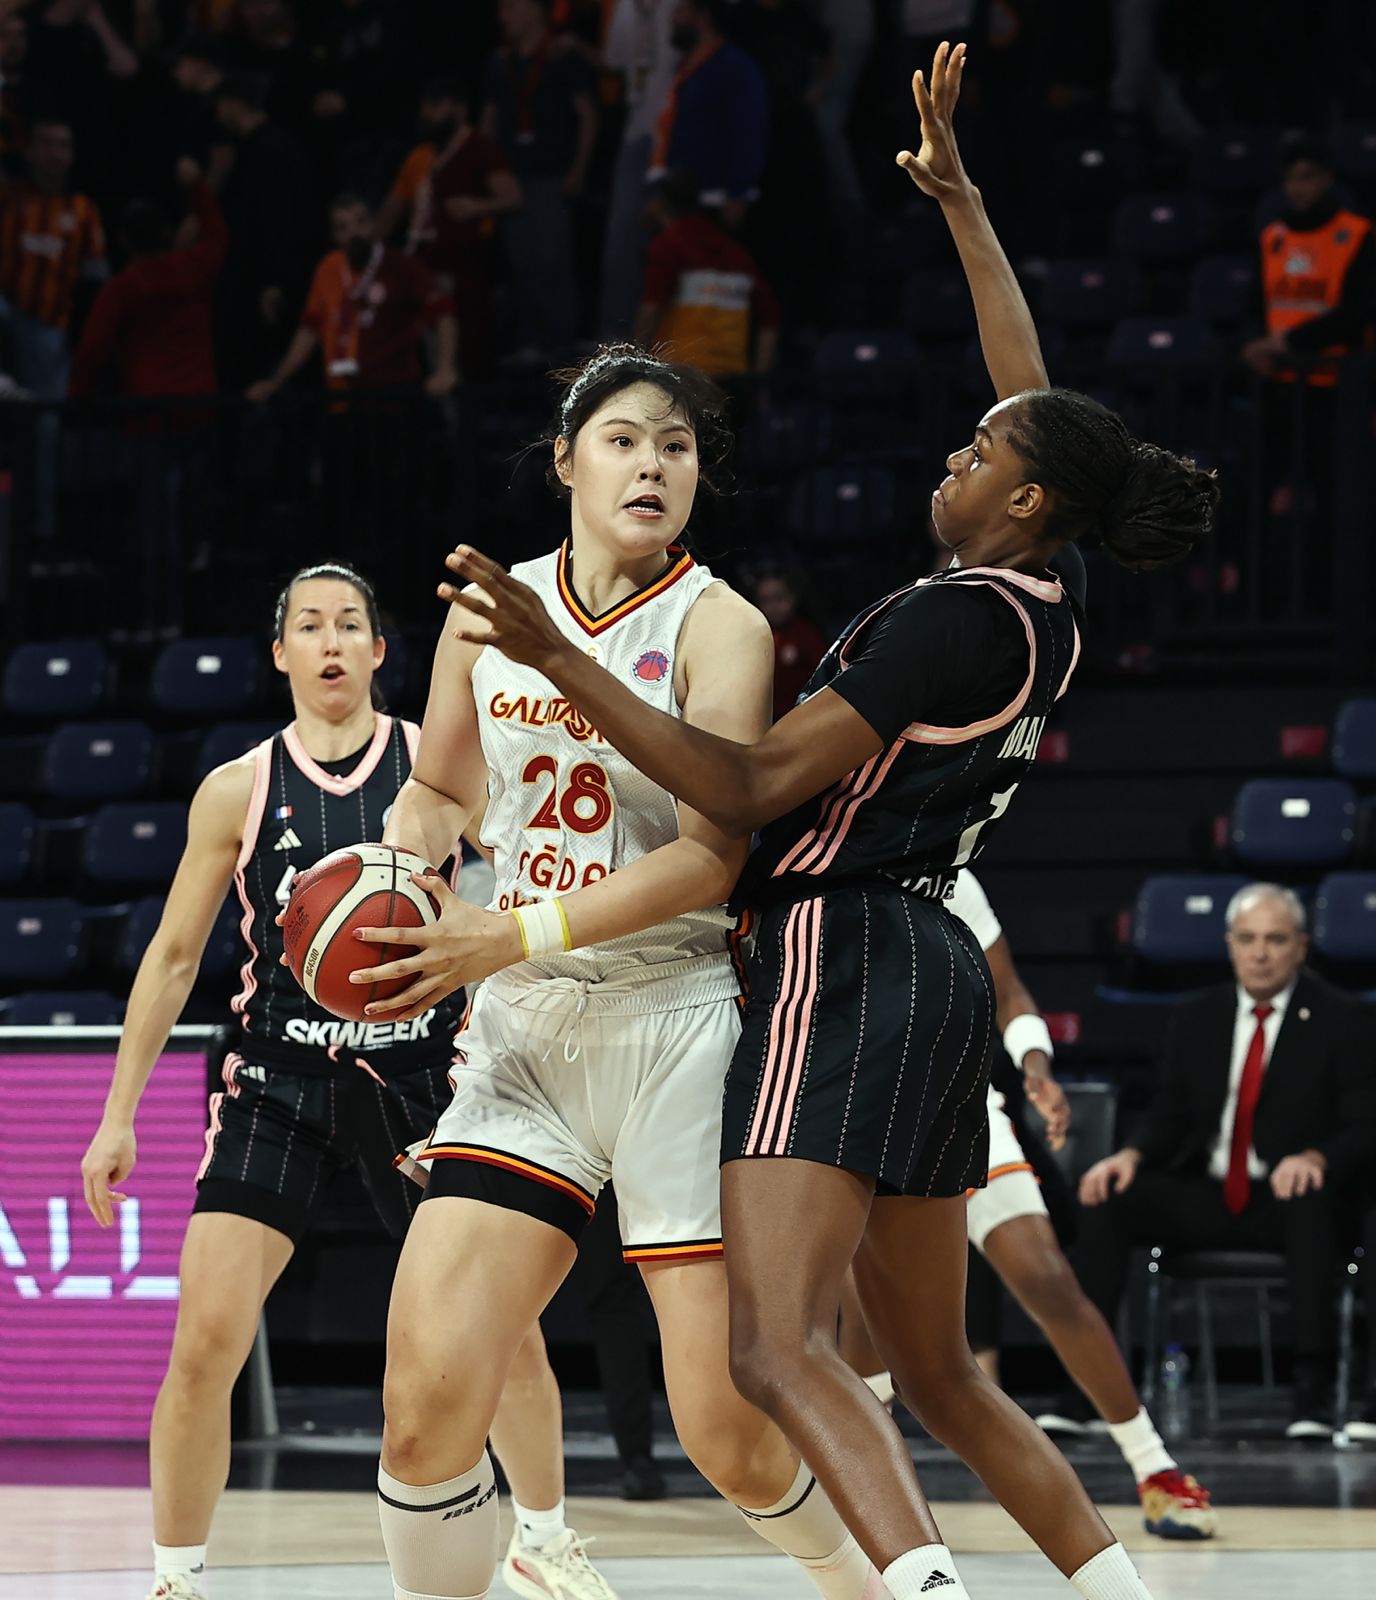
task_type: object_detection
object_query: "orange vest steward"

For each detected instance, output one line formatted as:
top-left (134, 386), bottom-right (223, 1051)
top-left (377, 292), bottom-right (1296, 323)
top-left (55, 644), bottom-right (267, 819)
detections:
top-left (1261, 208), bottom-right (1372, 386)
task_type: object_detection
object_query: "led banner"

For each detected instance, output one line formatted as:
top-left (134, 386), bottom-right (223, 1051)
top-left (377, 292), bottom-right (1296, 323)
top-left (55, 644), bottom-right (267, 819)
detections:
top-left (0, 1049), bottom-right (205, 1440)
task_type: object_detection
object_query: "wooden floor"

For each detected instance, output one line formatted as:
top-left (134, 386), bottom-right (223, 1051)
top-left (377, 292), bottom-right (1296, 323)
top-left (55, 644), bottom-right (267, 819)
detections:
top-left (5, 1487), bottom-right (1376, 1576)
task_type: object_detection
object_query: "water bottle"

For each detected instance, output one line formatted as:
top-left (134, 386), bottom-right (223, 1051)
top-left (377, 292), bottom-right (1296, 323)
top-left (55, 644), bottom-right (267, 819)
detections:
top-left (1159, 1342), bottom-right (1192, 1441)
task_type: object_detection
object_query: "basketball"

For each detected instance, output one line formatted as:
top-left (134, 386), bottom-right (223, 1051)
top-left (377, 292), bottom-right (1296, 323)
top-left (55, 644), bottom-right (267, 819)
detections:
top-left (282, 843), bottom-right (439, 1021)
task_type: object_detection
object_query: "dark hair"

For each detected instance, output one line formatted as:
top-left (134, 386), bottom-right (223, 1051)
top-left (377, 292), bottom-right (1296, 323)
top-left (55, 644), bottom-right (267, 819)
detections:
top-left (685, 0), bottom-right (733, 30)
top-left (545, 342), bottom-right (733, 499)
top-left (121, 198), bottom-right (171, 256)
top-left (273, 562), bottom-right (385, 708)
top-left (1277, 129), bottom-right (1334, 174)
top-left (1004, 388), bottom-right (1218, 571)
top-left (654, 169), bottom-right (702, 218)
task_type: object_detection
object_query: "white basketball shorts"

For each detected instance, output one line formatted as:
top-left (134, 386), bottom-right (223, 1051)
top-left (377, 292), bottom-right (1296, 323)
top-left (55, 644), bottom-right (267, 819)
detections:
top-left (966, 1089), bottom-right (1047, 1253)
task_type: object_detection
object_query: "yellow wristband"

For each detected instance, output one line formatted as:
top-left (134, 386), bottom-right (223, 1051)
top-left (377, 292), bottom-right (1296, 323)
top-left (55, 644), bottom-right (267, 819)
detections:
top-left (512, 898), bottom-right (572, 957)
top-left (510, 907), bottom-right (532, 960)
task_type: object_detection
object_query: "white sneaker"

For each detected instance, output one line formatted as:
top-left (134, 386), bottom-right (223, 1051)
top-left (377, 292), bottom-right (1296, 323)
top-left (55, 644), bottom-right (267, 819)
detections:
top-left (503, 1526), bottom-right (620, 1599)
top-left (146, 1579), bottom-right (208, 1600)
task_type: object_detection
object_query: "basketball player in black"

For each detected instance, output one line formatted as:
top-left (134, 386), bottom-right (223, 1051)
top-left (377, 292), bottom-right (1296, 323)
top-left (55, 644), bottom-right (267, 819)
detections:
top-left (435, 43), bottom-right (1218, 1600)
top-left (79, 564), bottom-right (602, 1600)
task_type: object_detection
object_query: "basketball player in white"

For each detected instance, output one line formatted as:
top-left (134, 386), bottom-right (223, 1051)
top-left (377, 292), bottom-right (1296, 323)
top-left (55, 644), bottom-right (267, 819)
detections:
top-left (350, 347), bottom-right (888, 1600)
top-left (840, 869), bottom-right (1216, 1541)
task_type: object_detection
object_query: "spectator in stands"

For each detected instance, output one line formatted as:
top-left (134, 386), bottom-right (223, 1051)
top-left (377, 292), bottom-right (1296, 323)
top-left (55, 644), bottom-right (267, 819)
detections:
top-left (69, 159), bottom-right (226, 400)
top-left (1065, 883), bottom-right (1376, 1439)
top-left (309, 0), bottom-right (417, 144)
top-left (1243, 132), bottom-right (1375, 386)
top-left (0, 8), bottom-right (33, 168)
top-left (647, 0), bottom-right (768, 227)
top-left (634, 168), bottom-right (779, 377)
top-left (374, 76), bottom-right (521, 378)
top-left (597, 0), bottom-right (678, 336)
top-left (170, 34), bottom-right (229, 172)
top-left (482, 0), bottom-right (596, 363)
top-left (0, 117), bottom-right (106, 397)
top-left (212, 71), bottom-right (316, 389)
top-left (217, 0), bottom-right (314, 132)
top-left (751, 564), bottom-right (828, 722)
top-left (247, 192), bottom-right (457, 402)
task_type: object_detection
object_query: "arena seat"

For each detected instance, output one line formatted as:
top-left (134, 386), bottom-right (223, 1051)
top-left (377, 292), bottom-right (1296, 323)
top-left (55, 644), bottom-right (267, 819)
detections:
top-left (1131, 874), bottom-right (1250, 964)
top-left (42, 721), bottom-right (155, 801)
top-left (1043, 257), bottom-right (1144, 330)
top-left (2, 639), bottom-right (107, 719)
top-left (1189, 126), bottom-right (1274, 196)
top-left (1312, 872), bottom-right (1376, 963)
top-left (0, 898), bottom-right (87, 981)
top-left (1230, 777), bottom-right (1357, 866)
top-left (1334, 119), bottom-right (1376, 184)
top-left (787, 465), bottom-right (897, 545)
top-left (813, 329), bottom-right (918, 400)
top-left (1107, 315), bottom-right (1219, 374)
top-left (119, 892), bottom-right (242, 978)
top-left (1048, 137), bottom-right (1142, 209)
top-left (0, 802), bottom-right (37, 887)
top-left (1112, 193), bottom-right (1214, 264)
top-left (151, 636), bottom-right (258, 715)
top-left (741, 400), bottom-right (835, 479)
top-left (81, 802), bottom-right (188, 887)
top-left (900, 267), bottom-right (977, 341)
top-left (5, 990), bottom-right (123, 1026)
top-left (195, 721), bottom-right (279, 781)
top-left (1332, 697), bottom-right (1376, 780)
top-left (1189, 253), bottom-right (1259, 329)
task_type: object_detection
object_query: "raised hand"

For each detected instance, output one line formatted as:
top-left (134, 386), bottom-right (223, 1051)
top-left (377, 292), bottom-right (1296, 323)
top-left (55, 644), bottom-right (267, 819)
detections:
top-left (896, 39), bottom-right (970, 202)
top-left (439, 545), bottom-right (571, 673)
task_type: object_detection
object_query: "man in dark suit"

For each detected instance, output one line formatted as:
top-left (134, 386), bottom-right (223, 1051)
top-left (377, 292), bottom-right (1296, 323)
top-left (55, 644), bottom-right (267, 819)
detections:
top-left (1063, 883), bottom-right (1376, 1437)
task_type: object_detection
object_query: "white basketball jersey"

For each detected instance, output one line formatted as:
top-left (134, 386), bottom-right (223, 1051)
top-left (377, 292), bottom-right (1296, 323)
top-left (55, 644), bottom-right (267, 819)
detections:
top-left (472, 542), bottom-right (737, 982)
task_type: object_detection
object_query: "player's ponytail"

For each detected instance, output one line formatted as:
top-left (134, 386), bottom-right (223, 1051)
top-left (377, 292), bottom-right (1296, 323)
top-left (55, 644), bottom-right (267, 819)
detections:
top-left (1006, 388), bottom-right (1218, 571)
top-left (273, 562), bottom-right (388, 710)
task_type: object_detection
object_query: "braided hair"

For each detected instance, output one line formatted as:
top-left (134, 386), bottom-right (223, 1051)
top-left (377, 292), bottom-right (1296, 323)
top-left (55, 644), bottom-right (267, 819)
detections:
top-left (545, 342), bottom-right (733, 499)
top-left (1005, 389), bottom-right (1218, 570)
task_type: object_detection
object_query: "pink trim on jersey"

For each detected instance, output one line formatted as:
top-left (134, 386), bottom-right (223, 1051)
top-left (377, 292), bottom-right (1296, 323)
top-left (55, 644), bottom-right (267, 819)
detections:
top-left (746, 899), bottom-right (824, 1155)
top-left (197, 1090), bottom-right (226, 1180)
top-left (774, 741), bottom-right (907, 877)
top-left (230, 740), bottom-right (275, 1020)
top-left (400, 718), bottom-right (421, 765)
top-left (901, 583), bottom-right (1036, 745)
top-left (283, 713), bottom-right (392, 795)
top-left (1057, 618), bottom-right (1082, 701)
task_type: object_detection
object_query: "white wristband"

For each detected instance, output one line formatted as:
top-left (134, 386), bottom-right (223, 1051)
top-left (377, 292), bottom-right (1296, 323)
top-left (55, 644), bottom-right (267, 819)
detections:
top-left (1003, 1012), bottom-right (1054, 1070)
top-left (511, 898), bottom-right (573, 958)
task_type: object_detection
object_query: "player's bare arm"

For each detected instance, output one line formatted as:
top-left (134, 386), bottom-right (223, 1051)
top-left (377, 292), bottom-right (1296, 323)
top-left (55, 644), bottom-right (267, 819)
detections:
top-left (80, 756), bottom-right (252, 1226)
top-left (439, 546), bottom-right (884, 838)
top-left (896, 41), bottom-right (1047, 402)
top-left (354, 586), bottom-right (776, 1019)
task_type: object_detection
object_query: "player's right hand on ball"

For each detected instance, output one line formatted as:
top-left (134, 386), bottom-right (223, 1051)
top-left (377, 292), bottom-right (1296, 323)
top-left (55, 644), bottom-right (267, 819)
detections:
top-left (1078, 1147), bottom-right (1140, 1207)
top-left (81, 1121), bottom-right (136, 1227)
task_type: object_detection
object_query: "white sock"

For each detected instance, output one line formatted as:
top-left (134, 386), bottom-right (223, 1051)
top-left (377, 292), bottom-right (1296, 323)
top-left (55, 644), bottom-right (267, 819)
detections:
top-left (153, 1543), bottom-right (207, 1591)
top-left (1105, 1408), bottom-right (1175, 1484)
top-left (739, 1460), bottom-right (886, 1599)
top-left (512, 1495), bottom-right (567, 1549)
top-left (883, 1544), bottom-right (970, 1599)
top-left (1070, 1543), bottom-right (1155, 1600)
top-left (377, 1453), bottom-right (499, 1600)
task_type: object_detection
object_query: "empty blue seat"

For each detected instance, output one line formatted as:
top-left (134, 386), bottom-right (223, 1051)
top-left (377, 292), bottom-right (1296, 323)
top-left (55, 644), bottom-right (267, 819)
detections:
top-left (900, 268), bottom-right (976, 341)
top-left (787, 466), bottom-right (897, 544)
top-left (1231, 778), bottom-right (1357, 866)
top-left (1112, 194), bottom-right (1213, 263)
top-left (1335, 120), bottom-right (1376, 184)
top-left (151, 637), bottom-right (258, 715)
top-left (1042, 257), bottom-right (1143, 330)
top-left (119, 893), bottom-right (241, 976)
top-left (82, 802), bottom-right (188, 887)
top-left (42, 721), bottom-right (155, 800)
top-left (6, 990), bottom-right (123, 1026)
top-left (1190, 128), bottom-right (1273, 196)
top-left (1132, 875), bottom-right (1250, 964)
top-left (1049, 138), bottom-right (1142, 207)
top-left (1107, 315), bottom-right (1218, 373)
top-left (813, 330), bottom-right (917, 400)
top-left (3, 640), bottom-right (107, 718)
top-left (1332, 698), bottom-right (1376, 780)
top-left (1189, 254), bottom-right (1258, 327)
top-left (0, 802), bottom-right (37, 887)
top-left (0, 898), bottom-right (86, 981)
top-left (742, 401), bottom-right (835, 478)
top-left (1313, 873), bottom-right (1376, 963)
top-left (195, 720), bottom-right (278, 780)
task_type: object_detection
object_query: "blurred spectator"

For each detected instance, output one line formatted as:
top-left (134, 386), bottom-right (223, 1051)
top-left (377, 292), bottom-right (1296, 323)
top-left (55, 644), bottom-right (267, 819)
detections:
top-left (1109, 0), bottom-right (1201, 149)
top-left (634, 168), bottom-right (778, 377)
top-left (0, 7), bottom-right (33, 167)
top-left (1243, 132), bottom-right (1375, 386)
top-left (309, 0), bottom-right (417, 143)
top-left (810, 0), bottom-right (874, 222)
top-left (0, 117), bottom-right (106, 397)
top-left (1068, 884), bottom-right (1376, 1437)
top-left (597, 0), bottom-right (678, 337)
top-left (482, 0), bottom-right (597, 362)
top-left (648, 0), bottom-right (768, 227)
top-left (752, 565), bottom-right (828, 721)
top-left (169, 34), bottom-right (229, 170)
top-left (217, 0), bottom-right (314, 132)
top-left (374, 76), bottom-right (520, 378)
top-left (24, 0), bottom-right (139, 99)
top-left (247, 192), bottom-right (457, 402)
top-left (69, 160), bottom-right (226, 399)
top-left (212, 71), bottom-right (316, 388)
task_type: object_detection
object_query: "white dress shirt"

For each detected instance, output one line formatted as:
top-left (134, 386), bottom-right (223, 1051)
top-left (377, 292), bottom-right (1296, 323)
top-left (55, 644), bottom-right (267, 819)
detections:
top-left (1206, 982), bottom-right (1296, 1181)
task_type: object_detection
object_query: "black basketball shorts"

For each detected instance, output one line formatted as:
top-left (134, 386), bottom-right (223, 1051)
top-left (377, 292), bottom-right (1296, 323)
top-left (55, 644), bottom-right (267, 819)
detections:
top-left (722, 885), bottom-right (993, 1197)
top-left (193, 1049), bottom-right (452, 1243)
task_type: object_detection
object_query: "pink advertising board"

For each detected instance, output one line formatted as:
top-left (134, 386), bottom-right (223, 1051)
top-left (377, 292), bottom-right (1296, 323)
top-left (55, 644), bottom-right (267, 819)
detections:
top-left (0, 1049), bottom-right (205, 1440)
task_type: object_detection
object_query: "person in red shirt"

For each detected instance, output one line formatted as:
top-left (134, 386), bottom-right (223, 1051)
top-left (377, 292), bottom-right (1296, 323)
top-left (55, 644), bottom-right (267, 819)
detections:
top-left (247, 193), bottom-right (458, 401)
top-left (372, 77), bottom-right (522, 378)
top-left (69, 160), bottom-right (227, 400)
top-left (634, 169), bottom-right (779, 376)
top-left (753, 565), bottom-right (828, 722)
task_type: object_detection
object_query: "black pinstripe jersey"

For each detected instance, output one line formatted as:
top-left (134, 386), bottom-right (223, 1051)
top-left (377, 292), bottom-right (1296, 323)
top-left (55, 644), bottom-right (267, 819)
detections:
top-left (229, 714), bottom-right (466, 1070)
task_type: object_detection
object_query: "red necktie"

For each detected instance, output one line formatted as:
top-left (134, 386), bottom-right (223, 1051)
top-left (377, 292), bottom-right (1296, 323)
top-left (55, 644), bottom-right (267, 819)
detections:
top-left (1224, 1003), bottom-right (1273, 1215)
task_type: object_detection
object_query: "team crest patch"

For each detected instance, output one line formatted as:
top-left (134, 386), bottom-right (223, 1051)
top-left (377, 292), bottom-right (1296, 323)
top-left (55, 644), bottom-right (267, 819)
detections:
top-left (633, 650), bottom-right (670, 682)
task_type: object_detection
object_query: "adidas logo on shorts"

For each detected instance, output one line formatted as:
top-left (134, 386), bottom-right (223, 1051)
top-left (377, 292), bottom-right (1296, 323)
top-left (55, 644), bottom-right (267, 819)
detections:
top-left (920, 1572), bottom-right (956, 1592)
